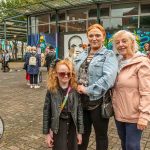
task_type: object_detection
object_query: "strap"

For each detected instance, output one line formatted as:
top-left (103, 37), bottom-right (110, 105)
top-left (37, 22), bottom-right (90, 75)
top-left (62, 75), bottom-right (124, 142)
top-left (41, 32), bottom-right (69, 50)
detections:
top-left (60, 86), bottom-right (72, 111)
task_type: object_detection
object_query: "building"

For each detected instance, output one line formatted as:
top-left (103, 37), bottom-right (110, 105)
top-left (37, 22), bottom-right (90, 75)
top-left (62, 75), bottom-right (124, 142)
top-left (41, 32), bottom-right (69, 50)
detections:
top-left (27, 0), bottom-right (150, 58)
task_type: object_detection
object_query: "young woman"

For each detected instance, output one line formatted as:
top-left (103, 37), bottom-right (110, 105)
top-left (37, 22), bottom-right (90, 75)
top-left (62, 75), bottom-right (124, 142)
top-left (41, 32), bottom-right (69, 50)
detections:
top-left (43, 59), bottom-right (84, 150)
top-left (112, 30), bottom-right (150, 150)
top-left (74, 24), bottom-right (118, 150)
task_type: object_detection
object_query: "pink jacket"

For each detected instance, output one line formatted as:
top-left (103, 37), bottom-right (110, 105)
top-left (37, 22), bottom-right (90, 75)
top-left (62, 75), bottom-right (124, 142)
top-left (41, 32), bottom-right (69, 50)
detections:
top-left (113, 53), bottom-right (150, 125)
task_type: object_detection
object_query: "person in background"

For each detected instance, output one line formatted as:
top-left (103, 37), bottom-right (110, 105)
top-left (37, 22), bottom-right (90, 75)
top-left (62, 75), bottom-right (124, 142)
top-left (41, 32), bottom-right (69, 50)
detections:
top-left (43, 59), bottom-right (84, 150)
top-left (27, 46), bottom-right (41, 89)
top-left (3, 50), bottom-right (10, 72)
top-left (45, 46), bottom-right (56, 72)
top-left (144, 43), bottom-right (150, 59)
top-left (24, 46), bottom-right (31, 85)
top-left (0, 50), bottom-right (4, 71)
top-left (74, 24), bottom-right (118, 150)
top-left (112, 30), bottom-right (150, 150)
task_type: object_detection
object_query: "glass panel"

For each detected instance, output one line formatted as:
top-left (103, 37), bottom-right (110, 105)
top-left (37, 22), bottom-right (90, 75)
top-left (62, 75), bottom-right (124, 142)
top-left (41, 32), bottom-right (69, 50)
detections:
top-left (58, 23), bottom-right (66, 32)
top-left (88, 19), bottom-right (97, 27)
top-left (38, 24), bottom-right (49, 34)
top-left (141, 4), bottom-right (150, 14)
top-left (110, 16), bottom-right (138, 30)
top-left (140, 16), bottom-right (150, 30)
top-left (89, 9), bottom-right (97, 18)
top-left (100, 8), bottom-right (109, 17)
top-left (67, 9), bottom-right (87, 20)
top-left (36, 14), bottom-right (49, 25)
top-left (50, 24), bottom-right (56, 33)
top-left (31, 17), bottom-right (36, 34)
top-left (67, 20), bottom-right (86, 32)
top-left (100, 18), bottom-right (111, 30)
top-left (58, 12), bottom-right (66, 21)
top-left (111, 3), bottom-right (138, 17)
top-left (50, 14), bottom-right (56, 22)
top-left (31, 17), bottom-right (36, 27)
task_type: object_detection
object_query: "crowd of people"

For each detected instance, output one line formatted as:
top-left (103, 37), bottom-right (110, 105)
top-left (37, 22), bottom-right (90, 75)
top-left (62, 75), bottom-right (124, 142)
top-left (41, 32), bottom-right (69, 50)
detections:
top-left (0, 50), bottom-right (10, 72)
top-left (23, 45), bottom-right (56, 89)
top-left (43, 23), bottom-right (150, 150)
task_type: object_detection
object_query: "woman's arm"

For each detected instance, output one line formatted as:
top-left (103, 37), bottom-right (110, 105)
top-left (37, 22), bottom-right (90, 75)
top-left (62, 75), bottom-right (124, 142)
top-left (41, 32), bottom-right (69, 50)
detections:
top-left (43, 90), bottom-right (52, 134)
top-left (138, 59), bottom-right (150, 128)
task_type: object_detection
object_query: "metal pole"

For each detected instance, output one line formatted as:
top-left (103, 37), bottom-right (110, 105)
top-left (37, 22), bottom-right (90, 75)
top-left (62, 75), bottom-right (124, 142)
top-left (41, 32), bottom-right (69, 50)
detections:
top-left (55, 10), bottom-right (59, 59)
top-left (97, 3), bottom-right (101, 24)
top-left (27, 16), bottom-right (29, 45)
top-left (4, 21), bottom-right (6, 50)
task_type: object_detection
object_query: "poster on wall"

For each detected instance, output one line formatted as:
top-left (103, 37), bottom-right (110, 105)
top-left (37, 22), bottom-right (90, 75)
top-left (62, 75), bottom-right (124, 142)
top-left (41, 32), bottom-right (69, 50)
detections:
top-left (64, 33), bottom-right (88, 60)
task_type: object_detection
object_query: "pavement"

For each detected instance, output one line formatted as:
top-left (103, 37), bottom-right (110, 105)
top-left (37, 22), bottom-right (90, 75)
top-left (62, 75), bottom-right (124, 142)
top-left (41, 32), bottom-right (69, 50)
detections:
top-left (0, 62), bottom-right (150, 150)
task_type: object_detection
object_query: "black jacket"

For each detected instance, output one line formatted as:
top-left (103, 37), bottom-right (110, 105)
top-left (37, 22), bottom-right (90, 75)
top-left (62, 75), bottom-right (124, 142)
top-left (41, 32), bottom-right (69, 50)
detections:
top-left (45, 52), bottom-right (56, 67)
top-left (43, 88), bottom-right (84, 134)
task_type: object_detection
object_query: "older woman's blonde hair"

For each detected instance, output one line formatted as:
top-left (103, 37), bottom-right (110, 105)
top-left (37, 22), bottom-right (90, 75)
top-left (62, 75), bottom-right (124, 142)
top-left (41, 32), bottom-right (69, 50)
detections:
top-left (47, 59), bottom-right (78, 93)
top-left (26, 46), bottom-right (31, 52)
top-left (87, 24), bottom-right (106, 39)
top-left (112, 30), bottom-right (139, 53)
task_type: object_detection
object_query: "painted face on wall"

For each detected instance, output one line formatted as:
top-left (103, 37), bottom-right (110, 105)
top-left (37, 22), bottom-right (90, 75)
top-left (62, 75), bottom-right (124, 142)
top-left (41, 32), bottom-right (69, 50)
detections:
top-left (115, 33), bottom-right (134, 57)
top-left (69, 36), bottom-right (83, 57)
top-left (87, 28), bottom-right (105, 51)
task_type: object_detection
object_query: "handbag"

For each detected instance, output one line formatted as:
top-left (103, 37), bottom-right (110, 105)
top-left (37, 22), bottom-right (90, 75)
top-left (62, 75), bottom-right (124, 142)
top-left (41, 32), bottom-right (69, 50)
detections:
top-left (101, 89), bottom-right (114, 119)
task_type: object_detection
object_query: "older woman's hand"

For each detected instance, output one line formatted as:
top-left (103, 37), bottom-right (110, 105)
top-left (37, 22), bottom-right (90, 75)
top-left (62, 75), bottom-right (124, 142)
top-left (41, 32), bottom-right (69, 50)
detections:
top-left (137, 123), bottom-right (147, 130)
top-left (77, 85), bottom-right (87, 94)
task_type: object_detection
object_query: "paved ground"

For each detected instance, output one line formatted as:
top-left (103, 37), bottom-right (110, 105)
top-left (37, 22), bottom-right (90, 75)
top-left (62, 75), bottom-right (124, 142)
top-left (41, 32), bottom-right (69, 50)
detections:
top-left (0, 62), bottom-right (150, 150)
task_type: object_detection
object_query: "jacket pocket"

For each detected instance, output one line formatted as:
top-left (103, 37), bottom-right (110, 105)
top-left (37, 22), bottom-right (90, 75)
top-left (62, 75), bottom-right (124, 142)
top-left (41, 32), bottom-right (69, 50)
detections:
top-left (93, 62), bottom-right (103, 76)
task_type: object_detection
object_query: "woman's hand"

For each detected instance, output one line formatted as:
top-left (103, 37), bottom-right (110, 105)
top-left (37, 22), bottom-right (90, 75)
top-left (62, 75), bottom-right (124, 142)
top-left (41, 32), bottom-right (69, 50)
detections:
top-left (45, 130), bottom-right (54, 148)
top-left (137, 123), bottom-right (147, 130)
top-left (77, 85), bottom-right (87, 94)
top-left (77, 134), bottom-right (82, 144)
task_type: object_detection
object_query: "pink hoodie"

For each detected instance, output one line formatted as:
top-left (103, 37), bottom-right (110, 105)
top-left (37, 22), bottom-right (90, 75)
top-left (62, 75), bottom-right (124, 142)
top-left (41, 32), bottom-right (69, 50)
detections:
top-left (113, 53), bottom-right (150, 125)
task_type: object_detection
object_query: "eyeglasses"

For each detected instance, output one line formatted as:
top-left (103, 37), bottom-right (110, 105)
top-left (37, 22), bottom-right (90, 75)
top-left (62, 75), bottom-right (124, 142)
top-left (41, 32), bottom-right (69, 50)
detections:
top-left (57, 72), bottom-right (71, 78)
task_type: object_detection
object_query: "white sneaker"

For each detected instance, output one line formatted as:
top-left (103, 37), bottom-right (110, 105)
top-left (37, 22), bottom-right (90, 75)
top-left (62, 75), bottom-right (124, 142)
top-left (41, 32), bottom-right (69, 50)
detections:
top-left (34, 85), bottom-right (40, 89)
top-left (30, 85), bottom-right (34, 88)
top-left (27, 82), bottom-right (30, 86)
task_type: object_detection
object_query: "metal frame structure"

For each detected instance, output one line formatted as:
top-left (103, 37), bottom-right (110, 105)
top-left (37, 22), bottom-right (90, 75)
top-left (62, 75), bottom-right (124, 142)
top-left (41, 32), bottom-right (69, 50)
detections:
top-left (0, 0), bottom-right (149, 40)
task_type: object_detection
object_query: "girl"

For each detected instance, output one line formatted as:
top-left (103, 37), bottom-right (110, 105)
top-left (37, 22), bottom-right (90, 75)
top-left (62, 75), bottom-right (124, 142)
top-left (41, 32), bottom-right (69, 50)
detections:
top-left (43, 59), bottom-right (84, 150)
top-left (27, 46), bottom-right (41, 89)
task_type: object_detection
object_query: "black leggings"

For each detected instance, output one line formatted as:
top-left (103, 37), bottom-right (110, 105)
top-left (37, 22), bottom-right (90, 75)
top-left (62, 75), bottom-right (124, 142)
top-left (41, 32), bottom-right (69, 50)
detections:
top-left (78, 105), bottom-right (109, 150)
top-left (30, 74), bottom-right (38, 84)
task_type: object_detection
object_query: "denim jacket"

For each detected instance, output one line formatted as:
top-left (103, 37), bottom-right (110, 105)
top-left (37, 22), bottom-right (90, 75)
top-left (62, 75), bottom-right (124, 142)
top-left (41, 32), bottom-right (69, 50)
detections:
top-left (74, 46), bottom-right (118, 101)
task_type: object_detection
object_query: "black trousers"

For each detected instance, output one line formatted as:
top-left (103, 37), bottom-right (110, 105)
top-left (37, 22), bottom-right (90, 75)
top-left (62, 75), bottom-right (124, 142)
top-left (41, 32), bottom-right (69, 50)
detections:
top-left (53, 118), bottom-right (78, 150)
top-left (30, 74), bottom-right (38, 84)
top-left (3, 61), bottom-right (10, 72)
top-left (78, 105), bottom-right (109, 150)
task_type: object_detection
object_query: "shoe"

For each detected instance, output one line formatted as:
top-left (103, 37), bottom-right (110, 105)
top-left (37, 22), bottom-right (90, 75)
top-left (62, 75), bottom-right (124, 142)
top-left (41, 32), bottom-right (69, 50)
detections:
top-left (30, 85), bottom-right (34, 88)
top-left (34, 85), bottom-right (40, 89)
top-left (27, 82), bottom-right (30, 86)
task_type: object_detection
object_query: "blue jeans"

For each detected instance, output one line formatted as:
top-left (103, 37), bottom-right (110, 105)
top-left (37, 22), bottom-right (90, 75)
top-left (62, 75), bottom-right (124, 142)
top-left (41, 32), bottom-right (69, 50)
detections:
top-left (115, 120), bottom-right (142, 150)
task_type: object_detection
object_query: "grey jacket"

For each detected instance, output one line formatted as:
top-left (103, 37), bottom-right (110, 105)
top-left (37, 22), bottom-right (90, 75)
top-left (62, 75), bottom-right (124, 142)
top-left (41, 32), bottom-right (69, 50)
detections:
top-left (74, 46), bottom-right (118, 101)
top-left (43, 88), bottom-right (84, 134)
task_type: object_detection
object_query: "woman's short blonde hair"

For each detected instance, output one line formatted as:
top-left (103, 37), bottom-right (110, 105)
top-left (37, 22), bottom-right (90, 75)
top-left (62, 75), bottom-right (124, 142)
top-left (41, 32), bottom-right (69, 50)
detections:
top-left (87, 24), bottom-right (106, 39)
top-left (47, 59), bottom-right (77, 93)
top-left (112, 30), bottom-right (139, 53)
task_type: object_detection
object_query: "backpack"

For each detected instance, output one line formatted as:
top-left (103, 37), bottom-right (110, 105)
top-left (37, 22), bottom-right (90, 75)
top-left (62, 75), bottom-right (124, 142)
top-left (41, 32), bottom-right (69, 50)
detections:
top-left (29, 56), bottom-right (36, 66)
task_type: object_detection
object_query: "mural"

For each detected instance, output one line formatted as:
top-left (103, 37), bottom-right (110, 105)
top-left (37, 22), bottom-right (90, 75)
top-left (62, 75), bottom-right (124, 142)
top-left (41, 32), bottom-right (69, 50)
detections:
top-left (64, 34), bottom-right (88, 60)
top-left (28, 29), bottom-right (150, 57)
top-left (104, 29), bottom-right (150, 53)
top-left (28, 33), bottom-right (56, 53)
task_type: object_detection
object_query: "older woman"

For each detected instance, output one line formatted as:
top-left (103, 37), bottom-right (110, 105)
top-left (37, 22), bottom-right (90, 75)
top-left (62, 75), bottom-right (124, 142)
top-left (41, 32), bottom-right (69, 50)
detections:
top-left (112, 30), bottom-right (150, 150)
top-left (74, 24), bottom-right (118, 150)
